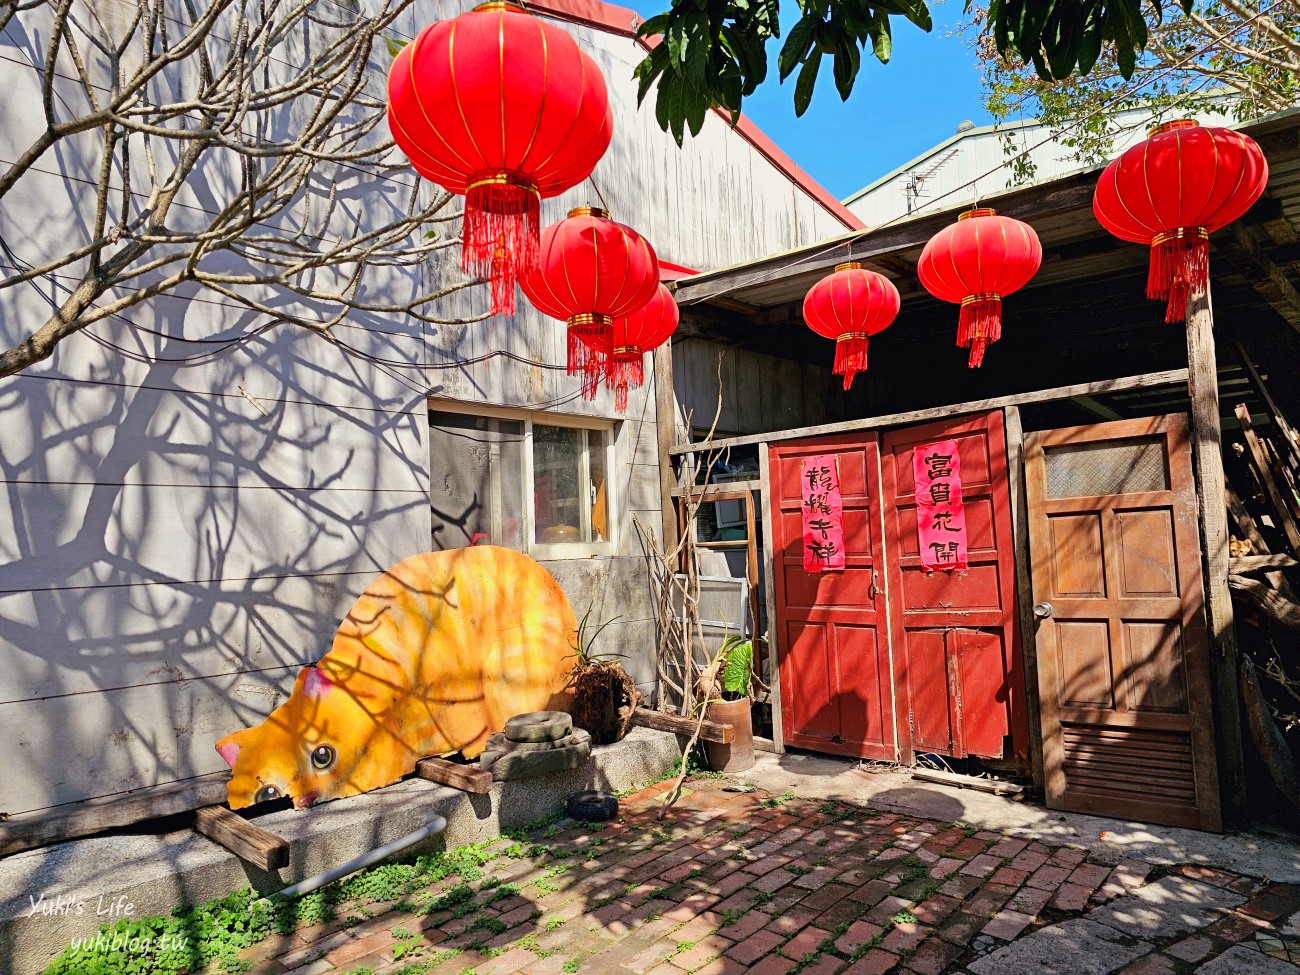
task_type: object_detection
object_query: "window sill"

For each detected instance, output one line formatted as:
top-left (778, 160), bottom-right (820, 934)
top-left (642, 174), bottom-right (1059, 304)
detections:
top-left (530, 542), bottom-right (617, 560)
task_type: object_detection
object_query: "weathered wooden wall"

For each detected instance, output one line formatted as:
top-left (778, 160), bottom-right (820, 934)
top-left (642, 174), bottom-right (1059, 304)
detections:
top-left (0, 0), bottom-right (852, 814)
top-left (671, 337), bottom-right (876, 438)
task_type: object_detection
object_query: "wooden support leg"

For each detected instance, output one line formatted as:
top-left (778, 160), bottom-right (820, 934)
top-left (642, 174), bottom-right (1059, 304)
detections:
top-left (193, 806), bottom-right (290, 872)
top-left (1186, 281), bottom-right (1248, 821)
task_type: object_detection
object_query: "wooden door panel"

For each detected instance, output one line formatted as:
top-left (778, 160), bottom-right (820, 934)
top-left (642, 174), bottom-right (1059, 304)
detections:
top-left (770, 435), bottom-right (894, 760)
top-left (1115, 510), bottom-right (1178, 596)
top-left (1121, 621), bottom-right (1189, 713)
top-left (881, 411), bottom-right (1028, 765)
top-left (1026, 414), bottom-right (1221, 832)
top-left (906, 631), bottom-right (951, 753)
top-left (952, 629), bottom-right (1012, 757)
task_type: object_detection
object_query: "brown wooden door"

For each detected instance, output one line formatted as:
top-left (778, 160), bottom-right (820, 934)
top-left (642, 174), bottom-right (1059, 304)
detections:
top-left (769, 435), bottom-right (895, 759)
top-left (881, 411), bottom-right (1029, 767)
top-left (1025, 415), bottom-right (1222, 831)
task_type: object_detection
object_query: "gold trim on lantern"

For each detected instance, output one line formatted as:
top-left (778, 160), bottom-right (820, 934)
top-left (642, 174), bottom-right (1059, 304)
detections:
top-left (1149, 119), bottom-right (1199, 137)
top-left (960, 208), bottom-right (996, 221)
top-left (612, 346), bottom-right (643, 356)
top-left (961, 293), bottom-right (1002, 306)
top-left (465, 171), bottom-right (540, 197)
top-left (836, 332), bottom-right (872, 343)
top-left (834, 262), bottom-right (864, 272)
top-left (1151, 227), bottom-right (1210, 247)
top-left (568, 313), bottom-right (613, 328)
top-left (472, 2), bottom-right (527, 12)
top-left (568, 206), bottom-right (610, 220)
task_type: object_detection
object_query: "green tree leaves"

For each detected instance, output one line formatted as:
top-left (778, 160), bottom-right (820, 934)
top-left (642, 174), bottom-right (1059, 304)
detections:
top-left (635, 0), bottom-right (1195, 139)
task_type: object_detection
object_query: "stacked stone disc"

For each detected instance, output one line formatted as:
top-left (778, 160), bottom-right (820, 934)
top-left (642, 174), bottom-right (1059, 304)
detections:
top-left (480, 711), bottom-right (592, 781)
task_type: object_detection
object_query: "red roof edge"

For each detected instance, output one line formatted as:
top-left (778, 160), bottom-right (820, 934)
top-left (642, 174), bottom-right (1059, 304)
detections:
top-left (522, 0), bottom-right (866, 233)
top-left (659, 260), bottom-right (697, 280)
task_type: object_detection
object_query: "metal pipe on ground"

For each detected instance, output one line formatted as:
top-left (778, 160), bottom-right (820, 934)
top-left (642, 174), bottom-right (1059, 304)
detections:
top-left (261, 813), bottom-right (447, 903)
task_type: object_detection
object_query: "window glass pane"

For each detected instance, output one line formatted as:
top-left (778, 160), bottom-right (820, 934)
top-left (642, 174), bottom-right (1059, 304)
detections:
top-left (588, 429), bottom-right (609, 543)
top-left (534, 424), bottom-right (585, 543)
top-left (428, 413), bottom-right (525, 550)
top-left (1044, 437), bottom-right (1169, 500)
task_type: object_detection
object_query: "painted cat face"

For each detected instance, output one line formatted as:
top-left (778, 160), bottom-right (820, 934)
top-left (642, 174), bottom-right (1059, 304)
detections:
top-left (215, 665), bottom-right (400, 810)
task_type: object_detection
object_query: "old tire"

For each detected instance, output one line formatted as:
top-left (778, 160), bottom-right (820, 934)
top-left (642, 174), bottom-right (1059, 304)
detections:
top-left (567, 790), bottom-right (619, 822)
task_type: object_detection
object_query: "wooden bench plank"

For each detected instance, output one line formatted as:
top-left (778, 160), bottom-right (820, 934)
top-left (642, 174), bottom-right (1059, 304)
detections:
top-left (632, 707), bottom-right (735, 744)
top-left (416, 757), bottom-right (493, 794)
top-left (0, 771), bottom-right (231, 857)
top-left (193, 806), bottom-right (290, 872)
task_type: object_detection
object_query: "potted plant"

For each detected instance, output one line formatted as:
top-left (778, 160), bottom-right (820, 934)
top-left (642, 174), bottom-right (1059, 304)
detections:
top-left (568, 609), bottom-right (642, 745)
top-left (702, 635), bottom-right (756, 773)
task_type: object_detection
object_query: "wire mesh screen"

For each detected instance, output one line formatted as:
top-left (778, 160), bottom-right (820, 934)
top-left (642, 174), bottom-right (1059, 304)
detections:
top-left (1045, 437), bottom-right (1169, 500)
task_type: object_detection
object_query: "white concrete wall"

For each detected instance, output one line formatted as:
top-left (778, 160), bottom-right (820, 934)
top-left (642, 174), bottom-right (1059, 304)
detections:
top-left (0, 0), bottom-right (851, 814)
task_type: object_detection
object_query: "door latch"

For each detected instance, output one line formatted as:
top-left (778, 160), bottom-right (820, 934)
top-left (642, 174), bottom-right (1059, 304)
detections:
top-left (868, 569), bottom-right (878, 601)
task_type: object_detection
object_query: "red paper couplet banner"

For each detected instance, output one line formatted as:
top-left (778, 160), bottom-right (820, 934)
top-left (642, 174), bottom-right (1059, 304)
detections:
top-left (801, 455), bottom-right (845, 572)
top-left (915, 438), bottom-right (968, 572)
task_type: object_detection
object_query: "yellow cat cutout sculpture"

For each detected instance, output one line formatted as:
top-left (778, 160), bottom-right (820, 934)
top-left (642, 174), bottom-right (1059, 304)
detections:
top-left (215, 547), bottom-right (577, 809)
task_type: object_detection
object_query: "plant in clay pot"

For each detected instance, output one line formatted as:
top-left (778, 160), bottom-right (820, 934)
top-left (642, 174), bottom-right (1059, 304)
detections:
top-left (700, 635), bottom-right (756, 773)
top-left (568, 609), bottom-right (643, 745)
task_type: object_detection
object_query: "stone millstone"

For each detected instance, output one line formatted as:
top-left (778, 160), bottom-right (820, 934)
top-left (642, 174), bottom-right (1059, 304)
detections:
top-left (486, 729), bottom-right (592, 781)
top-left (484, 731), bottom-right (584, 754)
top-left (505, 710), bottom-right (573, 744)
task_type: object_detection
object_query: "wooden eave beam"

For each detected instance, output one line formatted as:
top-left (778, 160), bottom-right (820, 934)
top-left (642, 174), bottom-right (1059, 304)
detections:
top-left (1225, 222), bottom-right (1300, 334)
top-left (671, 181), bottom-right (1097, 308)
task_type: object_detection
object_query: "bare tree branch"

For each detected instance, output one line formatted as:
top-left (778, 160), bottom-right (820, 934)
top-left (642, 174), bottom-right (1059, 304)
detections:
top-left (0, 0), bottom-right (476, 377)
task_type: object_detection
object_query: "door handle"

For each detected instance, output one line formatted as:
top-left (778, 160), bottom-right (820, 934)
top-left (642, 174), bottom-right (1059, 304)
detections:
top-left (1033, 602), bottom-right (1054, 619)
top-left (868, 570), bottom-right (878, 601)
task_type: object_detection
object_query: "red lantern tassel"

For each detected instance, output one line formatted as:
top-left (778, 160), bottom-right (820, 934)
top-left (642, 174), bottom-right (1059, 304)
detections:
top-left (568, 314), bottom-right (613, 401)
top-left (607, 349), bottom-right (645, 414)
top-left (462, 173), bottom-right (541, 316)
top-left (958, 294), bottom-right (1002, 369)
top-left (1147, 229), bottom-right (1209, 324)
top-left (833, 332), bottom-right (870, 391)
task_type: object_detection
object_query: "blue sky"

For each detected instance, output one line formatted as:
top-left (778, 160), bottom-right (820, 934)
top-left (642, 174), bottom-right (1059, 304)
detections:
top-left (622, 1), bottom-right (994, 201)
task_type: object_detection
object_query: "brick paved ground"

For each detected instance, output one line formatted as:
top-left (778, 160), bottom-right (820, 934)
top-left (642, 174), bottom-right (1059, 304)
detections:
top-left (242, 777), bottom-right (1300, 975)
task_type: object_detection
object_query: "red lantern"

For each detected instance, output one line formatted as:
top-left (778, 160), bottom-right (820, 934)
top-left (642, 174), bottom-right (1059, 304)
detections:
top-left (521, 207), bottom-right (659, 396)
top-left (802, 262), bottom-right (900, 390)
top-left (1094, 120), bottom-right (1267, 323)
top-left (917, 208), bottom-right (1042, 368)
top-left (606, 283), bottom-right (678, 412)
top-left (387, 3), bottom-right (613, 315)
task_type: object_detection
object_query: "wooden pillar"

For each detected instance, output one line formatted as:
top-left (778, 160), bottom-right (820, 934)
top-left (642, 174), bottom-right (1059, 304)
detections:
top-left (757, 442), bottom-right (784, 753)
top-left (1003, 406), bottom-right (1045, 793)
top-left (653, 341), bottom-right (680, 551)
top-left (1185, 281), bottom-right (1248, 819)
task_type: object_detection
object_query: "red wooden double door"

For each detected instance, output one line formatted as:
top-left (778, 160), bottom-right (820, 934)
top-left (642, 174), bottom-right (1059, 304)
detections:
top-left (770, 411), bottom-right (1029, 765)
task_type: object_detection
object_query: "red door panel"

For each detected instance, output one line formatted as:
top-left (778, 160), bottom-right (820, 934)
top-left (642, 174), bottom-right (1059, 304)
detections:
top-left (770, 435), bottom-right (894, 760)
top-left (881, 411), bottom-right (1028, 765)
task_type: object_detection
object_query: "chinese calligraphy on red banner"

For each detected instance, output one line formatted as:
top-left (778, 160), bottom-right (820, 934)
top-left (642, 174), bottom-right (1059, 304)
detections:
top-left (915, 439), bottom-right (968, 571)
top-left (801, 455), bottom-right (845, 572)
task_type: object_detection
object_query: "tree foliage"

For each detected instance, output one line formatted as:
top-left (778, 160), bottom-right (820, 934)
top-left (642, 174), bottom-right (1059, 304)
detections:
top-left (635, 0), bottom-right (1197, 142)
top-left (0, 0), bottom-right (467, 379)
top-left (972, 0), bottom-right (1300, 182)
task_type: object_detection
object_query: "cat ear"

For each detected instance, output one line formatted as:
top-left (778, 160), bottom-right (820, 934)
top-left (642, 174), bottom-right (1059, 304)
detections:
top-left (215, 734), bottom-right (241, 768)
top-left (302, 665), bottom-right (334, 700)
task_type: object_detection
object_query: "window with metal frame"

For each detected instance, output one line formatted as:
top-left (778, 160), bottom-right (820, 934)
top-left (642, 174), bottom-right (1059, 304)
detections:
top-left (427, 403), bottom-right (616, 558)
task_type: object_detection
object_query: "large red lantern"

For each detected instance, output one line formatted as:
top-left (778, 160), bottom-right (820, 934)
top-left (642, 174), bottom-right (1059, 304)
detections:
top-left (1094, 120), bottom-right (1267, 323)
top-left (521, 207), bottom-right (659, 395)
top-left (606, 283), bottom-right (679, 412)
top-left (802, 262), bottom-right (900, 390)
top-left (386, 3), bottom-right (614, 315)
top-left (917, 208), bottom-right (1042, 368)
